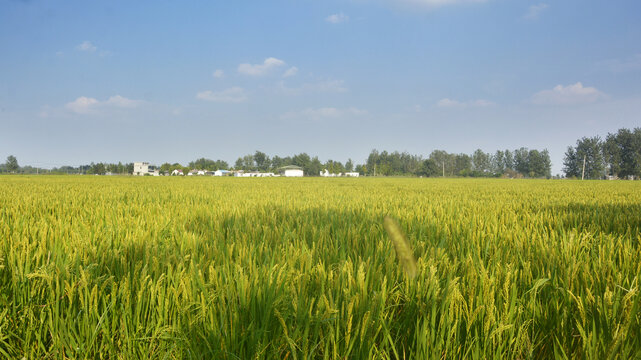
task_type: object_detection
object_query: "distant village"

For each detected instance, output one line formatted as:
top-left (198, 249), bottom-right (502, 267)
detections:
top-left (132, 162), bottom-right (360, 178)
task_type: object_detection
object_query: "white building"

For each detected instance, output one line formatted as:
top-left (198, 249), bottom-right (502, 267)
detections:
top-left (214, 170), bottom-right (230, 176)
top-left (171, 169), bottom-right (184, 176)
top-left (320, 169), bottom-right (335, 177)
top-left (321, 169), bottom-right (359, 177)
top-left (133, 162), bottom-right (160, 176)
top-left (280, 165), bottom-right (304, 177)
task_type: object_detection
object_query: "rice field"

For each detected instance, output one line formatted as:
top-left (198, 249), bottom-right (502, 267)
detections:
top-left (0, 176), bottom-right (640, 359)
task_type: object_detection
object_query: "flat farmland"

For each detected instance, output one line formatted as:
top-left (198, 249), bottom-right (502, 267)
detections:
top-left (0, 176), bottom-right (639, 359)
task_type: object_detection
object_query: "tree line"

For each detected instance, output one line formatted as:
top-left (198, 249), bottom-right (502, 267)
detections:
top-left (364, 148), bottom-right (552, 178)
top-left (563, 127), bottom-right (641, 179)
top-left (1, 148), bottom-right (551, 178)
top-left (5, 127), bottom-right (640, 179)
top-left (0, 158), bottom-right (135, 175)
top-left (180, 148), bottom-right (551, 178)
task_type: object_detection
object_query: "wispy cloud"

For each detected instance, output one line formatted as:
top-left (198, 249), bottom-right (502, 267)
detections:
top-left (104, 95), bottom-right (140, 108)
top-left (238, 57), bottom-right (286, 76)
top-left (326, 13), bottom-right (349, 23)
top-left (65, 95), bottom-right (141, 114)
top-left (76, 41), bottom-right (97, 52)
top-left (524, 3), bottom-right (549, 20)
top-left (196, 87), bottom-right (248, 103)
top-left (282, 107), bottom-right (367, 121)
top-left (283, 66), bottom-right (299, 77)
top-left (531, 82), bottom-right (606, 105)
top-left (436, 98), bottom-right (495, 108)
top-left (212, 69), bottom-right (225, 78)
top-left (75, 41), bottom-right (111, 56)
top-left (66, 97), bottom-right (99, 114)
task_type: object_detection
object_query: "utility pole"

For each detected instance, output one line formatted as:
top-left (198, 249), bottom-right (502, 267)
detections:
top-left (442, 162), bottom-right (445, 177)
top-left (581, 155), bottom-right (586, 180)
top-left (374, 163), bottom-right (377, 177)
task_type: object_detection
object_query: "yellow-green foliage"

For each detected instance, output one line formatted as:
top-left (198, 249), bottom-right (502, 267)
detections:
top-left (383, 216), bottom-right (417, 279)
top-left (0, 176), bottom-right (640, 359)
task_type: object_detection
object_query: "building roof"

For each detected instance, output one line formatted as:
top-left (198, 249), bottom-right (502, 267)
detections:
top-left (279, 165), bottom-right (303, 170)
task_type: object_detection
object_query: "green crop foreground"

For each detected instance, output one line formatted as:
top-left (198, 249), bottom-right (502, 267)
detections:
top-left (0, 176), bottom-right (640, 359)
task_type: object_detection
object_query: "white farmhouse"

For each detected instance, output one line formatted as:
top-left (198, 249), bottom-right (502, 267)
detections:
top-left (133, 162), bottom-right (160, 176)
top-left (214, 170), bottom-right (230, 176)
top-left (280, 165), bottom-right (304, 177)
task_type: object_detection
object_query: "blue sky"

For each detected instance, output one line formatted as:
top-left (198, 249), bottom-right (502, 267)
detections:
top-left (1, 0), bottom-right (640, 174)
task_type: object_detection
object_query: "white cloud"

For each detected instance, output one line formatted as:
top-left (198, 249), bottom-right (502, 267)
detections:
top-left (196, 87), bottom-right (247, 103)
top-left (75, 41), bottom-right (111, 56)
top-left (212, 69), bottom-right (225, 78)
top-left (76, 41), bottom-right (97, 52)
top-left (65, 96), bottom-right (100, 114)
top-left (282, 107), bottom-right (366, 121)
top-left (65, 95), bottom-right (141, 114)
top-left (471, 99), bottom-right (495, 107)
top-left (531, 82), bottom-right (606, 105)
top-left (326, 13), bottom-right (349, 23)
top-left (395, 0), bottom-right (488, 9)
top-left (238, 57), bottom-right (286, 76)
top-left (437, 98), bottom-right (465, 108)
top-left (524, 3), bottom-right (549, 20)
top-left (105, 95), bottom-right (141, 108)
top-left (436, 98), bottom-right (495, 108)
top-left (283, 66), bottom-right (298, 77)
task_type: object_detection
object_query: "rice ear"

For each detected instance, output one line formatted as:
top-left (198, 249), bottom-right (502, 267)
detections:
top-left (383, 216), bottom-right (417, 278)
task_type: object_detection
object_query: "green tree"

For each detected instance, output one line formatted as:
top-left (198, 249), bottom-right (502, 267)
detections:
top-left (492, 150), bottom-right (506, 175)
top-left (514, 148), bottom-right (529, 176)
top-left (428, 150), bottom-right (454, 176)
top-left (503, 150), bottom-right (514, 171)
top-left (527, 149), bottom-right (550, 178)
top-left (91, 163), bottom-right (106, 175)
top-left (324, 160), bottom-right (345, 174)
top-left (577, 136), bottom-right (605, 179)
top-left (189, 158), bottom-right (227, 171)
top-left (160, 163), bottom-right (172, 173)
top-left (6, 155), bottom-right (19, 173)
top-left (254, 151), bottom-right (270, 172)
top-left (472, 149), bottom-right (491, 175)
top-left (563, 146), bottom-right (579, 178)
top-left (603, 128), bottom-right (641, 179)
top-left (234, 157), bottom-right (244, 170)
top-left (345, 158), bottom-right (354, 172)
top-left (564, 137), bottom-right (605, 179)
top-left (292, 153), bottom-right (311, 171)
top-left (270, 155), bottom-right (292, 171)
top-left (418, 158), bottom-right (440, 177)
top-left (541, 149), bottom-right (552, 178)
top-left (308, 156), bottom-right (323, 176)
top-left (454, 154), bottom-right (472, 176)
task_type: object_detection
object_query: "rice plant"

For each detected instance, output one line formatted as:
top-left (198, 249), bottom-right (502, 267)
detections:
top-left (0, 176), bottom-right (639, 358)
